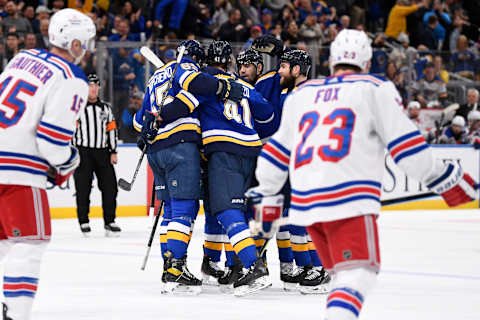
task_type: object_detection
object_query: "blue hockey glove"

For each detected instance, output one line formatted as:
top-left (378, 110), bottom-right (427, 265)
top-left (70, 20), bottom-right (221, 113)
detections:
top-left (141, 111), bottom-right (159, 144)
top-left (136, 136), bottom-right (148, 152)
top-left (47, 146), bottom-right (80, 186)
top-left (216, 78), bottom-right (244, 103)
top-left (245, 191), bottom-right (286, 238)
top-left (252, 34), bottom-right (285, 58)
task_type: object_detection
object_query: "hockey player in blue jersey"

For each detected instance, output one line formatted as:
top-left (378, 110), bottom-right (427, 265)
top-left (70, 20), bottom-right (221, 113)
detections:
top-left (157, 40), bottom-right (275, 296)
top-left (134, 39), bottom-right (244, 294)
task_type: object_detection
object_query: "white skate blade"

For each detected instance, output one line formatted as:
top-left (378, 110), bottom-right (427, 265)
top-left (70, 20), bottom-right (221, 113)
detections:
top-left (219, 284), bottom-right (234, 293)
top-left (105, 230), bottom-right (120, 238)
top-left (282, 281), bottom-right (298, 292)
top-left (162, 282), bottom-right (202, 295)
top-left (201, 273), bottom-right (220, 286)
top-left (299, 283), bottom-right (329, 295)
top-left (233, 276), bottom-right (271, 297)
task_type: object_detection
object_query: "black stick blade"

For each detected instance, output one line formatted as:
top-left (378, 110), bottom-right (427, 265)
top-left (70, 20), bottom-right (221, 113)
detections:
top-left (118, 178), bottom-right (132, 191)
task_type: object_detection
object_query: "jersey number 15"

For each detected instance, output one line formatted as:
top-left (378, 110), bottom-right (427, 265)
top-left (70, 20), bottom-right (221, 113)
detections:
top-left (0, 76), bottom-right (38, 129)
top-left (295, 108), bottom-right (356, 169)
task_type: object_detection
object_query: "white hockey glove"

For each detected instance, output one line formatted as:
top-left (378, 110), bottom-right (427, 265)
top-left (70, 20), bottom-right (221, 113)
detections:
top-left (245, 191), bottom-right (287, 238)
top-left (47, 146), bottom-right (80, 186)
top-left (426, 161), bottom-right (478, 207)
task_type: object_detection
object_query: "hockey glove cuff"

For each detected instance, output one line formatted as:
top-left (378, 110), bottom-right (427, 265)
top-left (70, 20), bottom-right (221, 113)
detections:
top-left (141, 111), bottom-right (159, 143)
top-left (216, 78), bottom-right (244, 103)
top-left (245, 191), bottom-right (286, 238)
top-left (427, 161), bottom-right (478, 207)
top-left (48, 146), bottom-right (80, 186)
top-left (252, 34), bottom-right (285, 58)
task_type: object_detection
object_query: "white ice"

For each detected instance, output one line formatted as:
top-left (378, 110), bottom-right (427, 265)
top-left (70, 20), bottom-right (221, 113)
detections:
top-left (19, 209), bottom-right (480, 319)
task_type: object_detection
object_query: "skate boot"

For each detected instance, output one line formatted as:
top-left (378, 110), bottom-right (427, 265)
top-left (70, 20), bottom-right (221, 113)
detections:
top-left (163, 255), bottom-right (202, 295)
top-left (201, 255), bottom-right (224, 286)
top-left (79, 223), bottom-right (91, 237)
top-left (233, 259), bottom-right (271, 296)
top-left (2, 303), bottom-right (12, 320)
top-left (218, 255), bottom-right (243, 292)
top-left (299, 267), bottom-right (331, 294)
top-left (104, 222), bottom-right (121, 237)
top-left (161, 251), bottom-right (173, 284)
top-left (280, 262), bottom-right (301, 291)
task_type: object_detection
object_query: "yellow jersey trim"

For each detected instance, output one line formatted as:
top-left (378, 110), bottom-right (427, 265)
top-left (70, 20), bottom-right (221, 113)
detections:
top-left (202, 135), bottom-right (262, 147)
top-left (256, 71), bottom-right (276, 83)
top-left (233, 238), bottom-right (255, 253)
top-left (182, 72), bottom-right (199, 91)
top-left (204, 241), bottom-right (223, 251)
top-left (153, 123), bottom-right (201, 142)
top-left (177, 93), bottom-right (195, 112)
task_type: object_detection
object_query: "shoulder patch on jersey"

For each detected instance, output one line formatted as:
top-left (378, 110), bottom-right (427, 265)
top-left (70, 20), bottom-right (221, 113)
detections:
top-left (256, 71), bottom-right (276, 83)
top-left (180, 62), bottom-right (199, 71)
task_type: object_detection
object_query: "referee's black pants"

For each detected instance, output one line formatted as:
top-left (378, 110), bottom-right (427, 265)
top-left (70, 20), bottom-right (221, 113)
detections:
top-left (73, 147), bottom-right (118, 225)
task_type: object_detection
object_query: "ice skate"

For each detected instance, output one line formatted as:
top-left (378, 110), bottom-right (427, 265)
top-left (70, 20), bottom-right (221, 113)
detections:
top-left (201, 255), bottom-right (224, 286)
top-left (162, 255), bottom-right (202, 295)
top-left (280, 262), bottom-right (301, 291)
top-left (233, 259), bottom-right (271, 297)
top-left (79, 223), bottom-right (91, 237)
top-left (104, 222), bottom-right (121, 237)
top-left (218, 255), bottom-right (243, 293)
top-left (299, 267), bottom-right (331, 294)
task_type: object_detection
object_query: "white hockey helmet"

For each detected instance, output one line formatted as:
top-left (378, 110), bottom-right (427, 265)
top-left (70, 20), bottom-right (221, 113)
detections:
top-left (451, 115), bottom-right (466, 127)
top-left (329, 29), bottom-right (372, 74)
top-left (49, 8), bottom-right (96, 64)
top-left (468, 110), bottom-right (480, 122)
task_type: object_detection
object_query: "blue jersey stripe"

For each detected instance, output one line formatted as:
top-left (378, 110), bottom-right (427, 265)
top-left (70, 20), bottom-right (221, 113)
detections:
top-left (4, 276), bottom-right (38, 284)
top-left (4, 291), bottom-right (36, 298)
top-left (268, 138), bottom-right (291, 156)
top-left (327, 301), bottom-right (359, 317)
top-left (39, 121), bottom-right (74, 135)
top-left (22, 50), bottom-right (67, 79)
top-left (291, 180), bottom-right (381, 196)
top-left (37, 133), bottom-right (69, 146)
top-left (0, 151), bottom-right (48, 164)
top-left (387, 130), bottom-right (421, 150)
top-left (394, 144), bottom-right (429, 163)
top-left (0, 166), bottom-right (47, 176)
top-left (259, 152), bottom-right (288, 171)
top-left (427, 163), bottom-right (454, 188)
top-left (291, 195), bottom-right (380, 210)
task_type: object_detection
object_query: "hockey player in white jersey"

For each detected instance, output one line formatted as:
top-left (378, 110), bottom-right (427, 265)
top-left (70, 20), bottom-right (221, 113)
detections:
top-left (247, 29), bottom-right (477, 320)
top-left (0, 9), bottom-right (95, 320)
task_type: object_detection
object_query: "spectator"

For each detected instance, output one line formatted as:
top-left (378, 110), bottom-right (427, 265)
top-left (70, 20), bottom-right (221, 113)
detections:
top-left (405, 100), bottom-right (429, 134)
top-left (264, 0), bottom-right (289, 19)
top-left (23, 32), bottom-right (37, 49)
top-left (22, 5), bottom-right (35, 27)
top-left (112, 47), bottom-right (135, 130)
top-left (32, 5), bottom-right (51, 34)
top-left (0, 0), bottom-right (6, 19)
top-left (466, 110), bottom-right (480, 138)
top-left (449, 15), bottom-right (466, 52)
top-left (412, 62), bottom-right (448, 108)
top-left (270, 21), bottom-right (283, 40)
top-left (68, 0), bottom-right (93, 14)
top-left (218, 8), bottom-right (248, 42)
top-left (122, 1), bottom-right (146, 36)
top-left (455, 88), bottom-right (479, 122)
top-left (299, 13), bottom-right (324, 47)
top-left (163, 48), bottom-right (176, 62)
top-left (5, 32), bottom-right (19, 61)
top-left (154, 0), bottom-right (188, 34)
top-left (389, 32), bottom-right (416, 68)
top-left (423, 0), bottom-right (451, 50)
top-left (281, 20), bottom-right (301, 46)
top-left (51, 0), bottom-right (66, 13)
top-left (120, 91), bottom-right (143, 143)
top-left (339, 14), bottom-right (350, 30)
top-left (434, 55), bottom-right (449, 84)
top-left (385, 0), bottom-right (426, 40)
top-left (260, 8), bottom-right (273, 34)
top-left (129, 48), bottom-right (147, 92)
top-left (1, 1), bottom-right (32, 39)
top-left (450, 35), bottom-right (476, 79)
top-left (436, 115), bottom-right (469, 144)
top-left (211, 0), bottom-right (232, 37)
top-left (419, 14), bottom-right (439, 51)
top-left (237, 0), bottom-right (260, 26)
top-left (370, 33), bottom-right (390, 76)
top-left (36, 18), bottom-right (49, 49)
top-left (243, 25), bottom-right (262, 50)
top-left (278, 4), bottom-right (296, 28)
top-left (295, 0), bottom-right (313, 24)
top-left (109, 18), bottom-right (140, 41)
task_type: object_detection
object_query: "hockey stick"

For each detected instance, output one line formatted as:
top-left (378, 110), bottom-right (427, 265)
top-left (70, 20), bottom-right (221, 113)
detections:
top-left (118, 47), bottom-right (186, 191)
top-left (140, 46), bottom-right (165, 69)
top-left (141, 200), bottom-right (164, 270)
top-left (380, 192), bottom-right (436, 206)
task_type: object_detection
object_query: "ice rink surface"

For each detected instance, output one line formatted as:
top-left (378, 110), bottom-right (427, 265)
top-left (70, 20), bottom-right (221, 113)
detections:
top-left (24, 209), bottom-right (480, 320)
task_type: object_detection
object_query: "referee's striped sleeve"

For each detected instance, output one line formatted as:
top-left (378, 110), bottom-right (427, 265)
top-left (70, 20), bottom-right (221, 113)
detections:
top-left (106, 105), bottom-right (118, 153)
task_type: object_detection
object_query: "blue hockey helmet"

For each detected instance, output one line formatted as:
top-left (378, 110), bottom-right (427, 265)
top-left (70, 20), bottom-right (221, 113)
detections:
top-left (207, 40), bottom-right (233, 65)
top-left (236, 49), bottom-right (263, 69)
top-left (178, 40), bottom-right (205, 64)
top-left (280, 49), bottom-right (312, 76)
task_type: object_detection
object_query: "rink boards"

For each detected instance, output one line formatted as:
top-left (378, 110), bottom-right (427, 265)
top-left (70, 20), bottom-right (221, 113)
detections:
top-left (47, 145), bottom-right (479, 219)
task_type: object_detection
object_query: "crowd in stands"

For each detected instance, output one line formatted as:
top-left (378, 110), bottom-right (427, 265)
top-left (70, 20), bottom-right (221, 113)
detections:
top-left (1, 0), bottom-right (479, 144)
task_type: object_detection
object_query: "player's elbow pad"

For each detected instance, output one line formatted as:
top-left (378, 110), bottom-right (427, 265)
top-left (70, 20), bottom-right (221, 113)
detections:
top-left (160, 97), bottom-right (191, 122)
top-left (187, 73), bottom-right (218, 96)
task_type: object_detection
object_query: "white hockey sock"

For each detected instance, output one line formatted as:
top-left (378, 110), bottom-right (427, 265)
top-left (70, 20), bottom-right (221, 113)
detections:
top-left (3, 240), bottom-right (49, 320)
top-left (326, 268), bottom-right (377, 320)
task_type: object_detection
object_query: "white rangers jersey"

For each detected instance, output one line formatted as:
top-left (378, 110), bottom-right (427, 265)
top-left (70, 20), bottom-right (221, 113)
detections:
top-left (0, 49), bottom-right (88, 189)
top-left (254, 74), bottom-right (447, 225)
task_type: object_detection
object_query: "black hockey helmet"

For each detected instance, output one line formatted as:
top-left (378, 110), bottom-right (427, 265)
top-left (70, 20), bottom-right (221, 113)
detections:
top-left (280, 50), bottom-right (312, 76)
top-left (178, 39), bottom-right (205, 64)
top-left (207, 40), bottom-right (233, 65)
top-left (87, 73), bottom-right (100, 85)
top-left (236, 49), bottom-right (263, 69)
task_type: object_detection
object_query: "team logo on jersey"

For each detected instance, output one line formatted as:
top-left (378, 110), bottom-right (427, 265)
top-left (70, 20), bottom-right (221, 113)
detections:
top-left (343, 249), bottom-right (352, 260)
top-left (12, 228), bottom-right (21, 237)
top-left (171, 180), bottom-right (178, 187)
top-left (99, 111), bottom-right (108, 122)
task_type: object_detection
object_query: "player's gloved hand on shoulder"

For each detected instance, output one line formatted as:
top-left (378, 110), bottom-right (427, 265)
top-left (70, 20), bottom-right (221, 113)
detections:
top-left (427, 161), bottom-right (478, 207)
top-left (252, 34), bottom-right (285, 57)
top-left (216, 78), bottom-right (244, 102)
top-left (47, 146), bottom-right (80, 186)
top-left (245, 190), bottom-right (286, 238)
top-left (140, 111), bottom-right (159, 144)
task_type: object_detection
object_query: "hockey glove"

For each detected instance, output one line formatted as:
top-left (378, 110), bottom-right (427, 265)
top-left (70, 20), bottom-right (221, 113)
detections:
top-left (245, 191), bottom-right (287, 238)
top-left (252, 34), bottom-right (285, 58)
top-left (216, 78), bottom-right (244, 103)
top-left (47, 146), bottom-right (80, 186)
top-left (140, 111), bottom-right (159, 144)
top-left (427, 161), bottom-right (478, 207)
top-left (473, 137), bottom-right (480, 150)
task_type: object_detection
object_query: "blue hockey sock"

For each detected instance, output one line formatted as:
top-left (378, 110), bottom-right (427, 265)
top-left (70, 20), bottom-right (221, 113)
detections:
top-left (276, 225), bottom-right (294, 263)
top-left (217, 209), bottom-right (257, 268)
top-left (308, 236), bottom-right (323, 267)
top-left (290, 225), bottom-right (311, 267)
top-left (167, 198), bottom-right (196, 259)
top-left (159, 200), bottom-right (172, 256)
top-left (203, 210), bottom-right (224, 262)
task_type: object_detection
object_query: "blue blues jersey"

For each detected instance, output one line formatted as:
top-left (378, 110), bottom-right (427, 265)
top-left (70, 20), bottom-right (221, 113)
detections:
top-left (133, 57), bottom-right (206, 151)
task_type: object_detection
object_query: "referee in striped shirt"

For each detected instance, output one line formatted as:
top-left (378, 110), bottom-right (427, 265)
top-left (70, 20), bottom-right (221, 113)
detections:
top-left (73, 74), bottom-right (121, 237)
